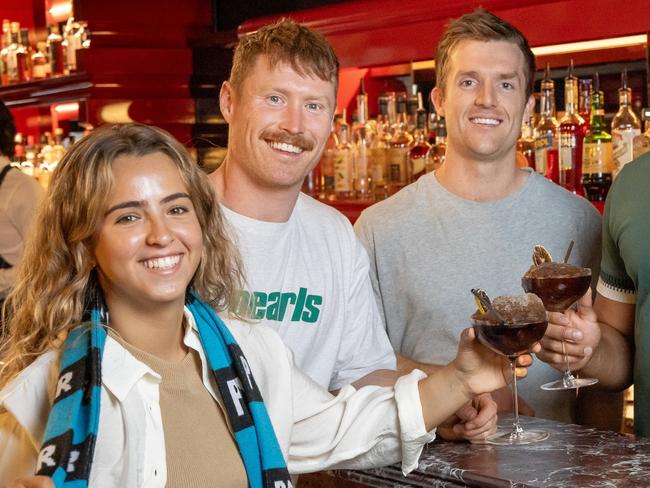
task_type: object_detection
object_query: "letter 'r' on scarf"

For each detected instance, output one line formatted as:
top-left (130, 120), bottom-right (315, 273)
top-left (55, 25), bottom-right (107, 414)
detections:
top-left (36, 291), bottom-right (291, 488)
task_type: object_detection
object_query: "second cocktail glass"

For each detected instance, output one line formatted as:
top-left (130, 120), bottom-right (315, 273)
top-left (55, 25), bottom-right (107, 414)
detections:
top-left (522, 248), bottom-right (598, 391)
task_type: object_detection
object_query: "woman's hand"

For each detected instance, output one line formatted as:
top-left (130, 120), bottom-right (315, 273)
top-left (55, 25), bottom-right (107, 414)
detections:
top-left (452, 327), bottom-right (519, 395)
top-left (1, 477), bottom-right (54, 488)
top-left (537, 291), bottom-right (600, 372)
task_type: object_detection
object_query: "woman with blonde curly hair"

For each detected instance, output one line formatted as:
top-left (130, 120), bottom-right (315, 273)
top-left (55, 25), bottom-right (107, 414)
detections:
top-left (0, 123), bottom-right (521, 488)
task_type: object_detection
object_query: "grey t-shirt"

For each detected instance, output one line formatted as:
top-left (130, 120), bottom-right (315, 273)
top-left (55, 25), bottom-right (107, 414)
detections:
top-left (355, 169), bottom-right (602, 423)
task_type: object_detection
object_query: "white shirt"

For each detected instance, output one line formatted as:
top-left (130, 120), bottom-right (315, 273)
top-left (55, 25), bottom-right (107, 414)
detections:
top-left (0, 157), bottom-right (44, 298)
top-left (222, 193), bottom-right (396, 391)
top-left (0, 310), bottom-right (434, 487)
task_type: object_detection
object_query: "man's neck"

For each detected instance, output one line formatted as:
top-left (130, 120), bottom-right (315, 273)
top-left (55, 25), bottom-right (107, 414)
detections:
top-left (435, 146), bottom-right (528, 202)
top-left (209, 157), bottom-right (300, 223)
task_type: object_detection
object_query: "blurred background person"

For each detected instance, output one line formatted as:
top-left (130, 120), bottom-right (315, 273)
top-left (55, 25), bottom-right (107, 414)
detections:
top-left (0, 100), bottom-right (43, 327)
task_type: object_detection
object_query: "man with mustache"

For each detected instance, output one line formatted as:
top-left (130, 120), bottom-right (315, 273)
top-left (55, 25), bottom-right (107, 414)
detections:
top-left (209, 19), bottom-right (498, 441)
top-left (208, 19), bottom-right (398, 394)
top-left (355, 9), bottom-right (621, 427)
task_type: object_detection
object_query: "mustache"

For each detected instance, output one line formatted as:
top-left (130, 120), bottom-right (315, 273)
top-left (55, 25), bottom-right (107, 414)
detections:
top-left (260, 130), bottom-right (314, 151)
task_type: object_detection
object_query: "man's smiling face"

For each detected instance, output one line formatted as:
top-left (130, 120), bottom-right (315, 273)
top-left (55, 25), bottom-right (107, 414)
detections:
top-left (220, 55), bottom-right (336, 192)
top-left (433, 39), bottom-right (533, 164)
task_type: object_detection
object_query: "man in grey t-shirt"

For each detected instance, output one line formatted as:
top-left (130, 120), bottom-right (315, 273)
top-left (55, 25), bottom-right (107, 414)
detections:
top-left (355, 9), bottom-right (621, 427)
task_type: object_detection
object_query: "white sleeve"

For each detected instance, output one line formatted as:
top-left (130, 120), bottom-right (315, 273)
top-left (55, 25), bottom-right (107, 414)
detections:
top-left (0, 409), bottom-right (39, 481)
top-left (329, 234), bottom-right (396, 391)
top-left (287, 354), bottom-right (434, 475)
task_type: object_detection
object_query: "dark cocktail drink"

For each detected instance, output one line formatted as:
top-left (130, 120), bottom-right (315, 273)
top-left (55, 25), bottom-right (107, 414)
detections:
top-left (473, 321), bottom-right (548, 358)
top-left (471, 293), bottom-right (549, 444)
top-left (522, 262), bottom-right (591, 312)
top-left (521, 245), bottom-right (597, 390)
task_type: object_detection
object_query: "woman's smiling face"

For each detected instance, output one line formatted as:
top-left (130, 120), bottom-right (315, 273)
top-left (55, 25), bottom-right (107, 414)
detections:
top-left (93, 152), bottom-right (203, 311)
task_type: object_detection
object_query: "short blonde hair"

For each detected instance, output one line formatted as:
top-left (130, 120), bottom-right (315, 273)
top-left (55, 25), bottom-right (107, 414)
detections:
top-left (0, 123), bottom-right (244, 388)
top-left (230, 18), bottom-right (339, 93)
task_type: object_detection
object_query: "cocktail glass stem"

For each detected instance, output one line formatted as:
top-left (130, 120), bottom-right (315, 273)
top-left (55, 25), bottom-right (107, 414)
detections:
top-left (561, 340), bottom-right (578, 388)
top-left (509, 358), bottom-right (524, 439)
top-left (540, 321), bottom-right (598, 391)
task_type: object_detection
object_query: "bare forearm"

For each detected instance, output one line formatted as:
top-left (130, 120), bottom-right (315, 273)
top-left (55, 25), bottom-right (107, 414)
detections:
top-left (581, 323), bottom-right (633, 390)
top-left (396, 352), bottom-right (444, 376)
top-left (418, 363), bottom-right (473, 431)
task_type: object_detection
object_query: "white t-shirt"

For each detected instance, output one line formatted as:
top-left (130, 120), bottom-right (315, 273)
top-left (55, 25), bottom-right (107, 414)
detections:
top-left (221, 193), bottom-right (396, 391)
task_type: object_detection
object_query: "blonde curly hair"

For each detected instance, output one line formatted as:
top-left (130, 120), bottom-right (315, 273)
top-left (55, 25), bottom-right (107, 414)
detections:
top-left (0, 123), bottom-right (244, 388)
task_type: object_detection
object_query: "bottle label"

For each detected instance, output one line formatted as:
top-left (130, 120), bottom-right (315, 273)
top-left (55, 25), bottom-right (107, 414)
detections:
top-left (32, 62), bottom-right (47, 79)
top-left (534, 133), bottom-right (553, 174)
top-left (369, 150), bottom-right (386, 185)
top-left (389, 163), bottom-right (402, 183)
top-left (559, 132), bottom-right (577, 170)
top-left (582, 141), bottom-right (614, 174)
top-left (387, 147), bottom-right (408, 184)
top-left (612, 128), bottom-right (641, 171)
top-left (334, 152), bottom-right (353, 192)
top-left (409, 156), bottom-right (426, 178)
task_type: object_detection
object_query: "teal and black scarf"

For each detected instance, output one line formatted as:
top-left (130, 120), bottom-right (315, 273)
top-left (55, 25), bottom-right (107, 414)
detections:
top-left (36, 291), bottom-right (291, 487)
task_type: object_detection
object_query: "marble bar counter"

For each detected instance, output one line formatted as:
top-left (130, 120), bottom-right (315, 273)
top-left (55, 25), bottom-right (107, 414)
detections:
top-left (328, 415), bottom-right (650, 487)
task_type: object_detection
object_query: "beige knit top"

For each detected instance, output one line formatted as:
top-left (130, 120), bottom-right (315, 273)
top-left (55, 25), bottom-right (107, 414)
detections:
top-left (115, 334), bottom-right (247, 487)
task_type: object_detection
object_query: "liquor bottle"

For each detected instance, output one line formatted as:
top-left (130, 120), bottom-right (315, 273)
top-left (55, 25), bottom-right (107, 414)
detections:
top-left (428, 114), bottom-right (447, 172)
top-left (352, 79), bottom-right (372, 198)
top-left (558, 60), bottom-right (586, 194)
top-left (16, 27), bottom-right (31, 82)
top-left (13, 133), bottom-right (25, 163)
top-left (408, 91), bottom-right (432, 181)
top-left (24, 135), bottom-right (38, 180)
top-left (17, 133), bottom-right (34, 176)
top-left (63, 17), bottom-right (81, 73)
top-left (427, 111), bottom-right (437, 145)
top-left (31, 42), bottom-right (49, 80)
top-left (534, 65), bottom-right (559, 178)
top-left (406, 85), bottom-right (419, 134)
top-left (318, 128), bottom-right (338, 200)
top-left (370, 95), bottom-right (391, 200)
top-left (0, 19), bottom-right (11, 85)
top-left (52, 128), bottom-right (66, 165)
top-left (6, 22), bottom-right (20, 83)
top-left (319, 113), bottom-right (342, 200)
top-left (611, 69), bottom-right (641, 175)
top-left (47, 23), bottom-right (65, 76)
top-left (517, 115), bottom-right (535, 169)
top-left (578, 78), bottom-right (592, 132)
top-left (582, 73), bottom-right (614, 202)
top-left (333, 110), bottom-right (354, 199)
top-left (632, 108), bottom-right (650, 160)
top-left (386, 92), bottom-right (397, 134)
top-left (38, 132), bottom-right (54, 187)
top-left (387, 93), bottom-right (413, 194)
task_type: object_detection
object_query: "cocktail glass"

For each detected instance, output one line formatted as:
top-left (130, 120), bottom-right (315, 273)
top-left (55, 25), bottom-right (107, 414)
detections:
top-left (472, 293), bottom-right (549, 444)
top-left (522, 262), bottom-right (598, 390)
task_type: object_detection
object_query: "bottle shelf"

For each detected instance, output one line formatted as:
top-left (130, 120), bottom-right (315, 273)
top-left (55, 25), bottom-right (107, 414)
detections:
top-left (0, 72), bottom-right (91, 107)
